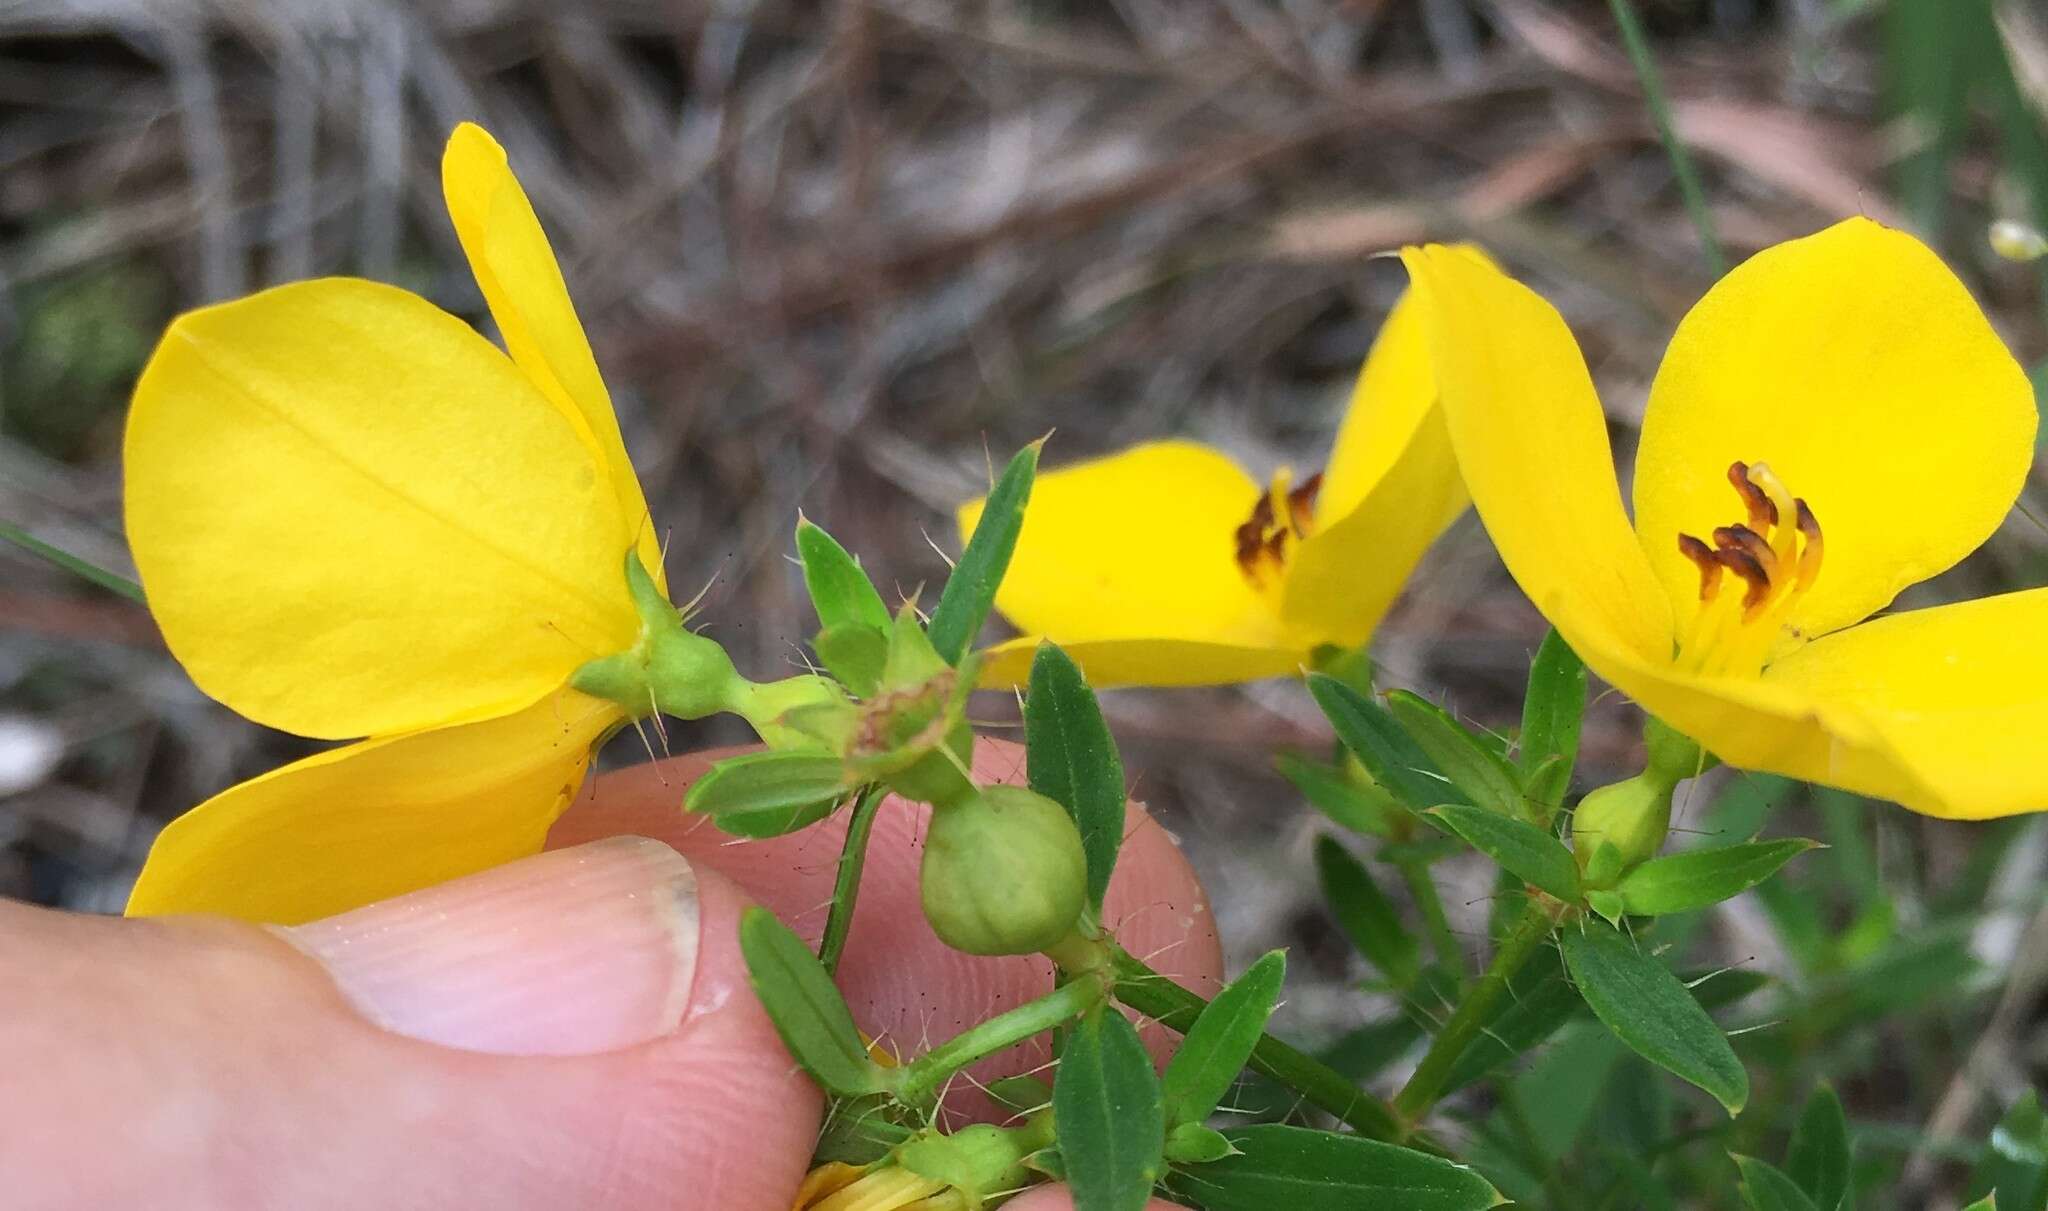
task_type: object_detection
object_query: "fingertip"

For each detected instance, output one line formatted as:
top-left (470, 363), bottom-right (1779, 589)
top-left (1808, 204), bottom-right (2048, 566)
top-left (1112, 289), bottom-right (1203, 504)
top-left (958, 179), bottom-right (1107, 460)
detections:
top-left (1004, 1187), bottom-right (1192, 1211)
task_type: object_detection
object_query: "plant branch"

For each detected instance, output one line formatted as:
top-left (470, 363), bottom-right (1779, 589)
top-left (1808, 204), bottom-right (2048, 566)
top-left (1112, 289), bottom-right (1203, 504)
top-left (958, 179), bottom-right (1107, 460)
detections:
top-left (1392, 896), bottom-right (1564, 1131)
top-left (894, 974), bottom-right (1107, 1104)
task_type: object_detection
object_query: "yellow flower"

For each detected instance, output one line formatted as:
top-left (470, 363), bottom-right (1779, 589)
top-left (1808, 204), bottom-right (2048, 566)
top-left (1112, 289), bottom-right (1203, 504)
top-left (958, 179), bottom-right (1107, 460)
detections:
top-left (1401, 218), bottom-right (2043, 819)
top-left (788, 1162), bottom-right (965, 1211)
top-left (956, 281), bottom-right (1467, 687)
top-left (124, 124), bottom-right (714, 923)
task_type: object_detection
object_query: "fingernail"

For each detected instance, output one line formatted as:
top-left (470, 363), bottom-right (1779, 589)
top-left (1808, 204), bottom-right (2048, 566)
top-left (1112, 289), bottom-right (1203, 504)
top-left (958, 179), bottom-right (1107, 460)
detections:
top-left (278, 836), bottom-right (700, 1057)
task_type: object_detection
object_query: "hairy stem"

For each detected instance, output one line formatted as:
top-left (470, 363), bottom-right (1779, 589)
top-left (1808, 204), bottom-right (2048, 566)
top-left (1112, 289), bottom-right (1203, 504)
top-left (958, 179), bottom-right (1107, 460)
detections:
top-left (894, 974), bottom-right (1107, 1104)
top-left (1392, 897), bottom-right (1564, 1131)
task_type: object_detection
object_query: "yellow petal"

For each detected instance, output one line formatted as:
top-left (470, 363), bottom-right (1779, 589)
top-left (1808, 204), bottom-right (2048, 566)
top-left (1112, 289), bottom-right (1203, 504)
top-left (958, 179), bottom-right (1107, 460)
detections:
top-left (125, 278), bottom-right (638, 740)
top-left (126, 692), bottom-right (619, 924)
top-left (958, 440), bottom-right (1290, 663)
top-left (1562, 613), bottom-right (1942, 816)
top-left (1283, 287), bottom-right (1466, 644)
top-left (1759, 588), bottom-right (2048, 818)
top-left (1632, 218), bottom-right (2035, 643)
top-left (1400, 245), bottom-right (1673, 663)
top-left (973, 634), bottom-right (1304, 690)
top-left (442, 123), bottom-right (664, 587)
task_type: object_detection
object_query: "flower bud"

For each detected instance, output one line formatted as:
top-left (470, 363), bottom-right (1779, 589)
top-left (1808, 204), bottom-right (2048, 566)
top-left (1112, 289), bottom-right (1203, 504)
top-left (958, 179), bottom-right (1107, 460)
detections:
top-left (921, 786), bottom-right (1087, 956)
top-left (1571, 772), bottom-right (1673, 871)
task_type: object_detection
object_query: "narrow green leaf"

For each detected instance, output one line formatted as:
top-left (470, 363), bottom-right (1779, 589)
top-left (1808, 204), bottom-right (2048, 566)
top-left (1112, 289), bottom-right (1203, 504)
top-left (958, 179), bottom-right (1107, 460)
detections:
top-left (1733, 1155), bottom-right (1821, 1211)
top-left (1026, 642), bottom-right (1126, 909)
top-left (1441, 946), bottom-right (1583, 1093)
top-left (684, 752), bottom-right (849, 838)
top-left (1787, 1084), bottom-right (1852, 1211)
top-left (1313, 838), bottom-right (1419, 989)
top-left (1616, 839), bottom-right (1821, 916)
top-left (930, 442), bottom-right (1039, 664)
top-left (796, 517), bottom-right (892, 631)
top-left (737, 907), bottom-right (885, 1096)
top-left (1387, 691), bottom-right (1529, 821)
top-left (814, 623), bottom-right (888, 698)
top-left (1055, 1007), bottom-right (1165, 1211)
top-left (1523, 753), bottom-right (1573, 815)
top-left (1426, 804), bottom-right (1580, 901)
top-left (1162, 951), bottom-right (1286, 1128)
top-left (1166, 1125), bottom-right (1501, 1211)
top-left (1276, 752), bottom-right (1397, 837)
top-left (1306, 674), bottom-right (1458, 810)
top-left (1518, 629), bottom-right (1586, 791)
top-left (0, 521), bottom-right (145, 602)
top-left (1559, 920), bottom-right (1748, 1114)
top-left (1961, 1198), bottom-right (1997, 1211)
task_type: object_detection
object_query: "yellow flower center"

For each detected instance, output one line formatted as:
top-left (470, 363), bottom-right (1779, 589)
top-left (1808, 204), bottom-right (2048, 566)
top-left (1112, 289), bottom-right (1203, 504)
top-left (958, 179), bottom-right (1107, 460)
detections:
top-left (1234, 467), bottom-right (1322, 596)
top-left (1673, 460), bottom-right (1824, 677)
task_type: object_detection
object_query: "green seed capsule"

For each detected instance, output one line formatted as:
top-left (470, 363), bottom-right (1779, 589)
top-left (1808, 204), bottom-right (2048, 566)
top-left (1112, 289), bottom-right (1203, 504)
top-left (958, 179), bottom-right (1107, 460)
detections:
top-left (920, 786), bottom-right (1087, 956)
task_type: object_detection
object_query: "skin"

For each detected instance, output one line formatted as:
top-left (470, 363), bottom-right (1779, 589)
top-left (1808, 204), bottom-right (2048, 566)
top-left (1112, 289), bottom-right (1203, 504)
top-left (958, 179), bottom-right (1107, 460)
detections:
top-left (0, 739), bottom-right (1211, 1210)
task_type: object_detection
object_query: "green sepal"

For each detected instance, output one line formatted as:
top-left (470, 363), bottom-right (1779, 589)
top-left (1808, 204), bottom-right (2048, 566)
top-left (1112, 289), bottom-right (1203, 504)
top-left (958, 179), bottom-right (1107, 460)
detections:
top-left (1164, 1123), bottom-right (1239, 1165)
top-left (815, 623), bottom-right (888, 698)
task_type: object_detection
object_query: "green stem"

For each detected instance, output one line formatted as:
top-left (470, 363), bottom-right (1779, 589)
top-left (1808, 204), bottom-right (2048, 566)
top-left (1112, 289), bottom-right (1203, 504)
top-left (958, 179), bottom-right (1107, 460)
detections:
top-left (1392, 898), bottom-right (1563, 1131)
top-left (1607, 0), bottom-right (1727, 277)
top-left (1394, 856), bottom-right (1460, 972)
top-left (1108, 947), bottom-right (1406, 1142)
top-left (894, 974), bottom-right (1107, 1104)
top-left (818, 784), bottom-right (887, 974)
top-left (0, 522), bottom-right (145, 602)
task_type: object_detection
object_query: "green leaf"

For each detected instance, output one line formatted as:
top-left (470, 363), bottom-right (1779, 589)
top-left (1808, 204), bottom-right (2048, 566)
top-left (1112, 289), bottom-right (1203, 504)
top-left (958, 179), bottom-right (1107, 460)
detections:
top-left (1162, 950), bottom-right (1285, 1129)
top-left (0, 521), bottom-right (146, 602)
top-left (684, 751), bottom-right (849, 838)
top-left (1559, 920), bottom-right (1748, 1115)
top-left (1306, 674), bottom-right (1458, 811)
top-left (1733, 1155), bottom-right (1821, 1211)
top-left (1616, 839), bottom-right (1821, 916)
top-left (814, 623), bottom-right (888, 698)
top-left (1441, 946), bottom-right (1583, 1093)
top-left (1969, 1090), bottom-right (2048, 1211)
top-left (1275, 752), bottom-right (1397, 838)
top-left (1055, 1006), bottom-right (1165, 1211)
top-left (1523, 753), bottom-right (1573, 816)
top-left (1026, 642), bottom-right (1127, 909)
top-left (1426, 804), bottom-right (1580, 901)
top-left (1313, 838), bottom-right (1420, 989)
top-left (796, 517), bottom-right (892, 631)
top-left (736, 907), bottom-right (886, 1096)
top-left (1387, 691), bottom-right (1529, 821)
top-left (1787, 1084), bottom-right (1852, 1211)
top-left (1518, 629), bottom-right (1585, 797)
top-left (1961, 1198), bottom-right (1997, 1211)
top-left (930, 442), bottom-right (1039, 664)
top-left (1164, 1123), bottom-right (1238, 1165)
top-left (1165, 1125), bottom-right (1501, 1210)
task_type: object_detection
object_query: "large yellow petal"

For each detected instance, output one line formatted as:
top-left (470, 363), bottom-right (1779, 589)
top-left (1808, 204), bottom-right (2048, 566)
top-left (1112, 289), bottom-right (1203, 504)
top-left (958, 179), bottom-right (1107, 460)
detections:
top-left (125, 278), bottom-right (638, 740)
top-left (958, 440), bottom-right (1290, 664)
top-left (973, 634), bottom-right (1304, 690)
top-left (1284, 287), bottom-right (1466, 645)
top-left (1633, 218), bottom-right (2035, 643)
top-left (1562, 611), bottom-right (1943, 816)
top-left (126, 692), bottom-right (619, 924)
top-left (442, 123), bottom-right (664, 587)
top-left (1759, 588), bottom-right (2048, 818)
top-left (1399, 245), bottom-right (1674, 663)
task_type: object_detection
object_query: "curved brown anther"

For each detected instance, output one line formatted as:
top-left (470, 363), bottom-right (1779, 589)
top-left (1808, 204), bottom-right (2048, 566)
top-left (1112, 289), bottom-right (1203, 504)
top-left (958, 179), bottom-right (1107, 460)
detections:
top-left (1234, 494), bottom-right (1275, 577)
top-left (1711, 546), bottom-right (1772, 619)
top-left (1727, 461), bottom-right (1778, 530)
top-left (1287, 472), bottom-right (1323, 537)
top-left (1712, 524), bottom-right (1779, 581)
top-left (1793, 498), bottom-right (1823, 589)
top-left (1678, 533), bottom-right (1723, 600)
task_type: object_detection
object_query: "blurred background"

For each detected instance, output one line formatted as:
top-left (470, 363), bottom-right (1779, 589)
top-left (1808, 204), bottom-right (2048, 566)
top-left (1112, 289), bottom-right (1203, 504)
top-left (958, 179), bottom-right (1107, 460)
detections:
top-left (6, 1), bottom-right (2048, 1202)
